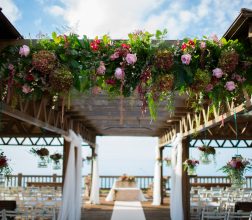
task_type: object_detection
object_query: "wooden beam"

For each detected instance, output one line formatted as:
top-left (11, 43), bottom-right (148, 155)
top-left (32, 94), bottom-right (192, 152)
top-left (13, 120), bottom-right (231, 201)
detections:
top-left (0, 102), bottom-right (67, 136)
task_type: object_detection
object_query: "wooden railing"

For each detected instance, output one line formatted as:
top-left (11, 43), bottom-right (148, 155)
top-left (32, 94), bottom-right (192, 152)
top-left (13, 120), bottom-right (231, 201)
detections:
top-left (4, 174), bottom-right (252, 189)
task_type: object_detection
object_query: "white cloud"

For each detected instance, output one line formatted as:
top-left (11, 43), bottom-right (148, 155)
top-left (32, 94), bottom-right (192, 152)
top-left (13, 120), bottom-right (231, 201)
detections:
top-left (0, 0), bottom-right (22, 23)
top-left (44, 0), bottom-right (252, 39)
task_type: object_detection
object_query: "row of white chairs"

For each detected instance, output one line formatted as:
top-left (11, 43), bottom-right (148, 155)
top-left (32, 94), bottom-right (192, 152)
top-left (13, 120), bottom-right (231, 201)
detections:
top-left (0, 208), bottom-right (57, 220)
top-left (191, 210), bottom-right (252, 220)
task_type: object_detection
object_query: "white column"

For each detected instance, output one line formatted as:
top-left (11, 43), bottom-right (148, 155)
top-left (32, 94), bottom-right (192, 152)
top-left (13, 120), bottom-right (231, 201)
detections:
top-left (170, 133), bottom-right (183, 220)
top-left (89, 145), bottom-right (100, 204)
top-left (152, 145), bottom-right (161, 205)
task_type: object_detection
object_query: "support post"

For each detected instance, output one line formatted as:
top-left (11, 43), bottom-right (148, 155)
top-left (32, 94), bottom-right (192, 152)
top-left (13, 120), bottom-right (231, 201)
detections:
top-left (62, 138), bottom-right (71, 187)
top-left (89, 145), bottom-right (95, 197)
top-left (17, 173), bottom-right (22, 187)
top-left (160, 146), bottom-right (164, 205)
top-left (182, 137), bottom-right (190, 220)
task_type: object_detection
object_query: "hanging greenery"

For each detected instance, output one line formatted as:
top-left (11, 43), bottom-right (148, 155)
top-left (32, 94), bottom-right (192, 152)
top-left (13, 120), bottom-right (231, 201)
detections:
top-left (0, 30), bottom-right (251, 119)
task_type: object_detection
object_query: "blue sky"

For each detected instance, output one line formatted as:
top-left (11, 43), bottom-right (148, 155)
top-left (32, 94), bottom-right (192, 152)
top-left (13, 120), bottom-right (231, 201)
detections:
top-left (1, 0), bottom-right (252, 39)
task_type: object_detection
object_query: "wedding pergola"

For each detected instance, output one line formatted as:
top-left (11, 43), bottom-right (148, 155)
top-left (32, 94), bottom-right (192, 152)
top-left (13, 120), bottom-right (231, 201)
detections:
top-left (1, 7), bottom-right (252, 220)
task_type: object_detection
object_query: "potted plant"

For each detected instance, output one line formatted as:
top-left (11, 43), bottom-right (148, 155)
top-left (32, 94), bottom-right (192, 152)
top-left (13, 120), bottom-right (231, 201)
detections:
top-left (183, 159), bottom-right (199, 176)
top-left (198, 145), bottom-right (216, 164)
top-left (30, 147), bottom-right (49, 168)
top-left (50, 153), bottom-right (62, 170)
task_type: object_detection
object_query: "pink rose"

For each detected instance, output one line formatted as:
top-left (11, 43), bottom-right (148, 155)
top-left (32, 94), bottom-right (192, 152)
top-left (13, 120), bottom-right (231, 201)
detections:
top-left (126, 53), bottom-right (137, 65)
top-left (114, 67), bottom-right (125, 80)
top-left (229, 160), bottom-right (237, 168)
top-left (225, 81), bottom-right (236, 91)
top-left (205, 84), bottom-right (213, 92)
top-left (19, 45), bottom-right (30, 57)
top-left (200, 41), bottom-right (206, 49)
top-left (96, 61), bottom-right (106, 75)
top-left (22, 84), bottom-right (32, 94)
top-left (110, 52), bottom-right (120, 61)
top-left (181, 54), bottom-right (191, 65)
top-left (212, 68), bottom-right (223, 78)
top-left (211, 34), bottom-right (219, 43)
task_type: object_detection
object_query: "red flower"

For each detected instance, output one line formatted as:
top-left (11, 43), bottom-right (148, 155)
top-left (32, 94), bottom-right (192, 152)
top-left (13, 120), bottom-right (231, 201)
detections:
top-left (188, 40), bottom-right (195, 47)
top-left (106, 79), bottom-right (116, 85)
top-left (26, 74), bottom-right (35, 81)
top-left (181, 43), bottom-right (187, 51)
top-left (90, 41), bottom-right (99, 51)
top-left (121, 43), bottom-right (130, 49)
top-left (235, 161), bottom-right (243, 169)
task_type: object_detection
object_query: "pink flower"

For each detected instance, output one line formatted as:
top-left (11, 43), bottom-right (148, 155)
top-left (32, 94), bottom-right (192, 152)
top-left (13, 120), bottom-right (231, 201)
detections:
top-left (114, 67), bottom-right (125, 80)
top-left (229, 160), bottom-right (237, 168)
top-left (8, 64), bottom-right (14, 71)
top-left (211, 34), bottom-right (219, 43)
top-left (205, 84), bottom-right (213, 92)
top-left (225, 81), bottom-right (236, 91)
top-left (106, 79), bottom-right (116, 85)
top-left (19, 45), bottom-right (30, 57)
top-left (96, 61), bottom-right (106, 75)
top-left (181, 43), bottom-right (187, 51)
top-left (92, 86), bottom-right (101, 95)
top-left (181, 54), bottom-right (191, 65)
top-left (125, 53), bottom-right (137, 65)
top-left (200, 41), bottom-right (206, 49)
top-left (22, 84), bottom-right (32, 94)
top-left (212, 68), bottom-right (223, 78)
top-left (232, 74), bottom-right (246, 83)
top-left (110, 52), bottom-right (120, 60)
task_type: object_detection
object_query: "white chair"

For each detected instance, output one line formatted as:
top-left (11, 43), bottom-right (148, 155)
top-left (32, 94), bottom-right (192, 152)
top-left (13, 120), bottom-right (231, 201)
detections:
top-left (227, 211), bottom-right (252, 220)
top-left (2, 209), bottom-right (29, 220)
top-left (201, 210), bottom-right (228, 220)
top-left (30, 208), bottom-right (56, 220)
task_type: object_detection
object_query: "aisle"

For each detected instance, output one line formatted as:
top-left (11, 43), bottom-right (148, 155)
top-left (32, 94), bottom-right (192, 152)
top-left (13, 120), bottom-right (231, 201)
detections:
top-left (111, 201), bottom-right (146, 220)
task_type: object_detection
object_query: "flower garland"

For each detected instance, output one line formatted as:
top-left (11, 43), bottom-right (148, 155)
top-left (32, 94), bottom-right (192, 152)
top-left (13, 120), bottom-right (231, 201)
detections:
top-left (1, 30), bottom-right (252, 120)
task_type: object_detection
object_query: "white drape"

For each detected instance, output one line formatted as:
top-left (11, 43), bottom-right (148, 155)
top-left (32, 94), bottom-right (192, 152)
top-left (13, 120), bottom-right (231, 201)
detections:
top-left (152, 145), bottom-right (161, 205)
top-left (58, 130), bottom-right (83, 220)
top-left (170, 133), bottom-right (183, 220)
top-left (89, 145), bottom-right (100, 204)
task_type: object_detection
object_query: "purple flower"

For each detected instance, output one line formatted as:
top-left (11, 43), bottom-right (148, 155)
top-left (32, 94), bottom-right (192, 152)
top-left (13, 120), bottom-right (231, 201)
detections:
top-left (96, 61), bottom-right (106, 75)
top-left (205, 84), bottom-right (213, 92)
top-left (225, 81), bottom-right (236, 91)
top-left (126, 53), bottom-right (137, 65)
top-left (181, 54), bottom-right (191, 65)
top-left (212, 68), bottom-right (223, 78)
top-left (200, 41), bottom-right (206, 49)
top-left (114, 67), bottom-right (125, 80)
top-left (19, 45), bottom-right (30, 57)
top-left (232, 74), bottom-right (246, 83)
top-left (110, 52), bottom-right (120, 61)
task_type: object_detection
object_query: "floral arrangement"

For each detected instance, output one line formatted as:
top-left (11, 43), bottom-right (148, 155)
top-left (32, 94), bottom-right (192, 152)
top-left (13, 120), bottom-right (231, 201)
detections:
top-left (50, 153), bottom-right (62, 163)
top-left (219, 155), bottom-right (252, 187)
top-left (198, 145), bottom-right (216, 164)
top-left (30, 147), bottom-right (49, 159)
top-left (1, 30), bottom-right (252, 120)
top-left (119, 174), bottom-right (136, 182)
top-left (0, 152), bottom-right (11, 176)
top-left (183, 159), bottom-right (199, 175)
top-left (198, 145), bottom-right (216, 155)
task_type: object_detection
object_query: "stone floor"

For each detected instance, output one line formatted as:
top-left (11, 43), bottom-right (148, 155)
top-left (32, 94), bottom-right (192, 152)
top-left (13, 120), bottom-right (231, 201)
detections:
top-left (82, 196), bottom-right (170, 220)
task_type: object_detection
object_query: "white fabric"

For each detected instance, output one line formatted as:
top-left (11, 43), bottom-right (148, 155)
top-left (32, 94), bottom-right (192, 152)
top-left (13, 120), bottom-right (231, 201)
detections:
top-left (111, 201), bottom-right (146, 220)
top-left (89, 145), bottom-right (100, 204)
top-left (152, 145), bottom-right (161, 205)
top-left (170, 133), bottom-right (184, 220)
top-left (105, 180), bottom-right (146, 202)
top-left (58, 130), bottom-right (83, 220)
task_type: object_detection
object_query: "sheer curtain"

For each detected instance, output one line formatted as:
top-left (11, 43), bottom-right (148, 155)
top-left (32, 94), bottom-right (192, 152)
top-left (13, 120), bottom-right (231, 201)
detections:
top-left (152, 145), bottom-right (161, 205)
top-left (170, 133), bottom-right (183, 220)
top-left (58, 130), bottom-right (83, 220)
top-left (89, 145), bottom-right (100, 204)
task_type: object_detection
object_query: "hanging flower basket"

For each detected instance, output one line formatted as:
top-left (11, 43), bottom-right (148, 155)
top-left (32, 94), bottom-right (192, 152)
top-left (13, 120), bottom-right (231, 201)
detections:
top-left (30, 147), bottom-right (49, 168)
top-left (198, 145), bottom-right (216, 165)
top-left (50, 153), bottom-right (62, 170)
top-left (219, 155), bottom-right (252, 188)
top-left (183, 159), bottom-right (199, 176)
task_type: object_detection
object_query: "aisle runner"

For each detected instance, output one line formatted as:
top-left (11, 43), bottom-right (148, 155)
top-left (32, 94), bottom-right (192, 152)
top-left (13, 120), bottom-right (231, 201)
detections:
top-left (111, 201), bottom-right (146, 220)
